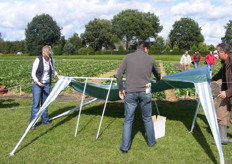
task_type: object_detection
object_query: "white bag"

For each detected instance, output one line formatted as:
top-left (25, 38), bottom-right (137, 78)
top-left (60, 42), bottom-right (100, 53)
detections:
top-left (152, 115), bottom-right (166, 139)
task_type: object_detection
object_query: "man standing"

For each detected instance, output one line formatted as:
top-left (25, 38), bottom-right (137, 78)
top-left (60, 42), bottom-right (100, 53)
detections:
top-left (212, 43), bottom-right (232, 144)
top-left (205, 51), bottom-right (216, 78)
top-left (192, 50), bottom-right (202, 68)
top-left (180, 50), bottom-right (192, 71)
top-left (116, 41), bottom-right (161, 154)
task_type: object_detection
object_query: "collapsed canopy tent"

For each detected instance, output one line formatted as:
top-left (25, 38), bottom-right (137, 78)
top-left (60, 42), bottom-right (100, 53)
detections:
top-left (10, 66), bottom-right (224, 164)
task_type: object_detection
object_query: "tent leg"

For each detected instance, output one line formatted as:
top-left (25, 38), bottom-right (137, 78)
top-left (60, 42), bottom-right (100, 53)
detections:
top-left (49, 98), bottom-right (98, 121)
top-left (190, 99), bottom-right (201, 133)
top-left (153, 99), bottom-right (160, 115)
top-left (96, 79), bottom-right (113, 139)
top-left (9, 113), bottom-right (39, 156)
top-left (74, 78), bottom-right (88, 137)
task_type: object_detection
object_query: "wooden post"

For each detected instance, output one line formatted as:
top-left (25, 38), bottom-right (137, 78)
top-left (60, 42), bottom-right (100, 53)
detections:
top-left (20, 86), bottom-right (22, 96)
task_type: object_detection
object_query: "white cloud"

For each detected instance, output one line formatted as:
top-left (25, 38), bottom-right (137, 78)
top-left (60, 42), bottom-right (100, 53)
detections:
top-left (170, 0), bottom-right (232, 21)
top-left (0, 0), bottom-right (230, 47)
top-left (201, 23), bottom-right (225, 46)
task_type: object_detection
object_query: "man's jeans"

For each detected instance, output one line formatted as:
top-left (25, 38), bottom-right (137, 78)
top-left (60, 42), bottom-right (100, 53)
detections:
top-left (194, 62), bottom-right (199, 68)
top-left (30, 82), bottom-right (50, 125)
top-left (207, 64), bottom-right (213, 77)
top-left (120, 92), bottom-right (155, 151)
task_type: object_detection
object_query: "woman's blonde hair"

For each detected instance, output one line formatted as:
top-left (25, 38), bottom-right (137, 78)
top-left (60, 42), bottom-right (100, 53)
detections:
top-left (42, 45), bottom-right (53, 57)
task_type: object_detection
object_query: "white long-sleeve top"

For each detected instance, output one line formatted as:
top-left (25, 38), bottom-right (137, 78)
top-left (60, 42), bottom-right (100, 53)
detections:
top-left (31, 57), bottom-right (58, 83)
top-left (180, 54), bottom-right (192, 65)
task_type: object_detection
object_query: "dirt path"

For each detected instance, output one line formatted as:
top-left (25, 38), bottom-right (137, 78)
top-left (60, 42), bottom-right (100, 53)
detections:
top-left (159, 62), bottom-right (177, 100)
top-left (88, 69), bottom-right (118, 84)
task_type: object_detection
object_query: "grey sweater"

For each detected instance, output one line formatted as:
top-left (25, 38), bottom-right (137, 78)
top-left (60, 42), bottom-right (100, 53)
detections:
top-left (116, 49), bottom-right (161, 93)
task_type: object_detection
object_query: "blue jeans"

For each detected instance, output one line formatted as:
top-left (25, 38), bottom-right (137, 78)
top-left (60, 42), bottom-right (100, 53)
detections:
top-left (121, 92), bottom-right (155, 151)
top-left (194, 62), bottom-right (199, 68)
top-left (30, 82), bottom-right (50, 125)
top-left (207, 64), bottom-right (213, 71)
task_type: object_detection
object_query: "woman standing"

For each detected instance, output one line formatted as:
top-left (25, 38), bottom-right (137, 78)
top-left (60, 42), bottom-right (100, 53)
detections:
top-left (205, 51), bottom-right (216, 77)
top-left (30, 45), bottom-right (59, 130)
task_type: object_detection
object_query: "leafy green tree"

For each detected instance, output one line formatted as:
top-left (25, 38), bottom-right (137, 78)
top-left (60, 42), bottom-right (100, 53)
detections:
top-left (222, 20), bottom-right (232, 46)
top-left (190, 44), bottom-right (197, 54)
top-left (63, 42), bottom-right (75, 55)
top-left (198, 42), bottom-right (208, 52)
top-left (78, 47), bottom-right (87, 55)
top-left (208, 44), bottom-right (215, 51)
top-left (163, 44), bottom-right (170, 54)
top-left (149, 45), bottom-right (155, 55)
top-left (112, 9), bottom-right (162, 49)
top-left (87, 46), bottom-right (94, 55)
top-left (153, 36), bottom-right (165, 53)
top-left (169, 17), bottom-right (204, 50)
top-left (25, 14), bottom-right (61, 56)
top-left (172, 44), bottom-right (179, 54)
top-left (0, 32), bottom-right (3, 41)
top-left (57, 36), bottom-right (66, 55)
top-left (68, 33), bottom-right (82, 50)
top-left (118, 44), bottom-right (124, 52)
top-left (82, 18), bottom-right (115, 51)
top-left (52, 45), bottom-right (59, 56)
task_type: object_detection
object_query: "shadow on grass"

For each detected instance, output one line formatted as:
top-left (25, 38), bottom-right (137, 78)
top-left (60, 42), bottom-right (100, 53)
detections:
top-left (155, 100), bottom-right (218, 163)
top-left (15, 100), bottom-right (218, 163)
top-left (15, 106), bottom-right (79, 154)
top-left (0, 99), bottom-right (20, 108)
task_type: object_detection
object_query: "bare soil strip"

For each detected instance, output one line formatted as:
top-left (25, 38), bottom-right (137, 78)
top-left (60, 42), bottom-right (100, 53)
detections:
top-left (159, 62), bottom-right (177, 100)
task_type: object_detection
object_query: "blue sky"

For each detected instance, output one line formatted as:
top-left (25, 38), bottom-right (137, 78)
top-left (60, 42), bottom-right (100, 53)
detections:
top-left (0, 0), bottom-right (231, 46)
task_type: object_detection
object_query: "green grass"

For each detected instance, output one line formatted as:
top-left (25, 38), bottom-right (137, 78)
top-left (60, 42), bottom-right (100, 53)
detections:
top-left (1, 98), bottom-right (232, 163)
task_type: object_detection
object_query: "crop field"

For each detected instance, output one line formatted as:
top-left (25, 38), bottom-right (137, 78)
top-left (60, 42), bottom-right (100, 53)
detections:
top-left (0, 55), bottom-right (222, 97)
top-left (0, 57), bottom-right (121, 93)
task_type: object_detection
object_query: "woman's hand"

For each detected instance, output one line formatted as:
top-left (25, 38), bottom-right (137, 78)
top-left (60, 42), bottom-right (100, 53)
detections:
top-left (36, 81), bottom-right (44, 87)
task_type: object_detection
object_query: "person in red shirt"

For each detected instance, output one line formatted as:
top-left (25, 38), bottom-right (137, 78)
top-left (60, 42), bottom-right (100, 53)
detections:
top-left (205, 51), bottom-right (216, 77)
top-left (192, 50), bottom-right (202, 68)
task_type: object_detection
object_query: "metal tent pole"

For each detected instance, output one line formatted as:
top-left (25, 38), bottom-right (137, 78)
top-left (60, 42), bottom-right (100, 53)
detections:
top-left (74, 78), bottom-right (88, 137)
top-left (189, 99), bottom-right (201, 133)
top-left (96, 79), bottom-right (113, 139)
top-left (49, 98), bottom-right (98, 121)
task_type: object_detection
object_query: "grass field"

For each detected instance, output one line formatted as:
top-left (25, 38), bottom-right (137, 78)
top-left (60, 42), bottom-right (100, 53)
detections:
top-left (1, 98), bottom-right (232, 163)
top-left (1, 55), bottom-right (231, 163)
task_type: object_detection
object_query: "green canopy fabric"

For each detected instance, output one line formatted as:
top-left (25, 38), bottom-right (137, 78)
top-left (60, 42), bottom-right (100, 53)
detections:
top-left (70, 66), bottom-right (211, 100)
top-left (70, 81), bottom-right (122, 101)
top-left (152, 66), bottom-right (210, 92)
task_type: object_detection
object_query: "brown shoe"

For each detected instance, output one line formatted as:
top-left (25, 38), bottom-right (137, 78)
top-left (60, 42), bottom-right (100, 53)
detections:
top-left (45, 122), bottom-right (53, 126)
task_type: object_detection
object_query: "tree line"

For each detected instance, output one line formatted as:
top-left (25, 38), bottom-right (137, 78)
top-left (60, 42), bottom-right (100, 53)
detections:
top-left (0, 9), bottom-right (232, 56)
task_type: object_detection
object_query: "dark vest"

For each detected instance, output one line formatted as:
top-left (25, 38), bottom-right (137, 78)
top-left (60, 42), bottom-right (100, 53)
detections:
top-left (194, 53), bottom-right (200, 62)
top-left (35, 55), bottom-right (54, 84)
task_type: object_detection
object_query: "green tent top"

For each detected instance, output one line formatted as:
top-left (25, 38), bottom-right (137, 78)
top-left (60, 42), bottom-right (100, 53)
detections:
top-left (70, 66), bottom-right (211, 100)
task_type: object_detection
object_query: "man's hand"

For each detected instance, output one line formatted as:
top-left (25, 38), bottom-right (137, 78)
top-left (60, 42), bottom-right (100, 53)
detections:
top-left (218, 91), bottom-right (226, 99)
top-left (119, 90), bottom-right (125, 100)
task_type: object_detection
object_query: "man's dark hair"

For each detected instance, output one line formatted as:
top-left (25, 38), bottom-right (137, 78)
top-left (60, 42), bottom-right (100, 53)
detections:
top-left (137, 41), bottom-right (149, 49)
top-left (217, 43), bottom-right (231, 54)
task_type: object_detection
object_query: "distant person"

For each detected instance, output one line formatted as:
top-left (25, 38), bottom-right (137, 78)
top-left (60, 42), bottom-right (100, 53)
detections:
top-left (180, 50), bottom-right (192, 71)
top-left (192, 50), bottom-right (202, 68)
top-left (30, 45), bottom-right (60, 130)
top-left (117, 41), bottom-right (161, 154)
top-left (212, 43), bottom-right (232, 145)
top-left (205, 51), bottom-right (216, 77)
